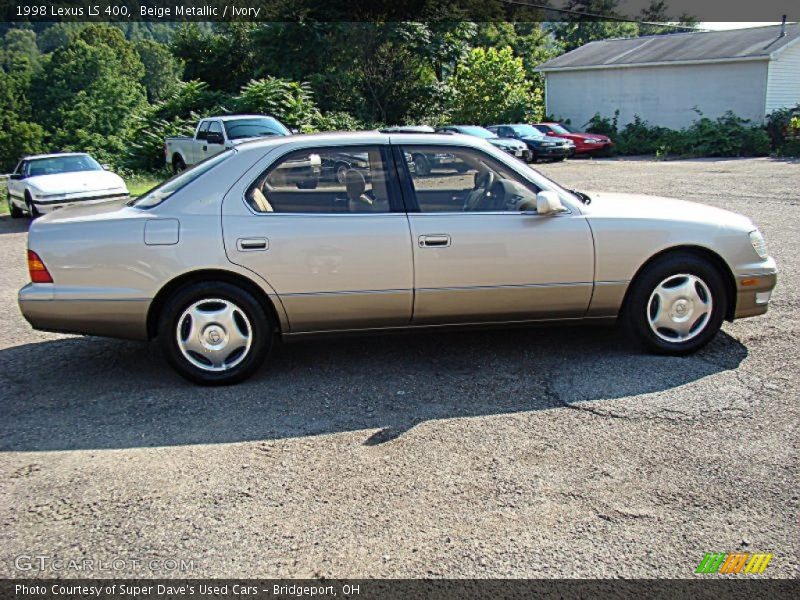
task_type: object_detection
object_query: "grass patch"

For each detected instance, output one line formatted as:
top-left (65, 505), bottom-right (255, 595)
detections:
top-left (0, 179), bottom-right (8, 215)
top-left (126, 174), bottom-right (164, 198)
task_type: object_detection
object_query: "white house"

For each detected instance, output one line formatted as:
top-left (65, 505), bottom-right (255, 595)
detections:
top-left (537, 23), bottom-right (800, 130)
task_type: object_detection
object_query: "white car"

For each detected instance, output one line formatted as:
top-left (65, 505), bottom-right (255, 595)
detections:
top-left (6, 153), bottom-right (129, 218)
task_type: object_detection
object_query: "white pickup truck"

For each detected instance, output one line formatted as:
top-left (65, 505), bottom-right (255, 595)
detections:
top-left (164, 115), bottom-right (291, 172)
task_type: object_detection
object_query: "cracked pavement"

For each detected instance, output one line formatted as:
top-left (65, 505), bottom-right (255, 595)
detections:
top-left (0, 157), bottom-right (797, 578)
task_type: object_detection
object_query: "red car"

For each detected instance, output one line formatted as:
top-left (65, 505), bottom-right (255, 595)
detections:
top-left (532, 122), bottom-right (613, 155)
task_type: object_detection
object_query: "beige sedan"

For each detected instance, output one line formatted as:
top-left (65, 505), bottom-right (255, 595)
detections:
top-left (19, 133), bottom-right (777, 384)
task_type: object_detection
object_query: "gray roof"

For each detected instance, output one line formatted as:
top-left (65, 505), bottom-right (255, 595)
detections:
top-left (538, 23), bottom-right (800, 72)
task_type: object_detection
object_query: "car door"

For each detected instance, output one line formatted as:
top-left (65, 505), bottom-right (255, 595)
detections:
top-left (222, 143), bottom-right (414, 332)
top-left (7, 160), bottom-right (27, 209)
top-left (192, 120), bottom-right (210, 164)
top-left (204, 120), bottom-right (226, 160)
top-left (397, 144), bottom-right (594, 324)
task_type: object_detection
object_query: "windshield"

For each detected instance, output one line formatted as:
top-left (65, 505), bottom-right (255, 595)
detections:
top-left (456, 126), bottom-right (497, 139)
top-left (130, 150), bottom-right (234, 209)
top-left (549, 124), bottom-right (572, 135)
top-left (223, 117), bottom-right (289, 140)
top-left (27, 155), bottom-right (102, 176)
top-left (511, 125), bottom-right (544, 138)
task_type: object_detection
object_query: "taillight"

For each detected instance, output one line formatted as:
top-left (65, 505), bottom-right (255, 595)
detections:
top-left (28, 250), bottom-right (53, 283)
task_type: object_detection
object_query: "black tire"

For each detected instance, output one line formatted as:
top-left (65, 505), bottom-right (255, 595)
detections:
top-left (24, 191), bottom-right (40, 218)
top-left (553, 156), bottom-right (567, 162)
top-left (172, 155), bottom-right (186, 174)
top-left (412, 153), bottom-right (431, 176)
top-left (158, 281), bottom-right (272, 385)
top-left (7, 193), bottom-right (23, 218)
top-left (623, 252), bottom-right (728, 355)
top-left (334, 162), bottom-right (350, 184)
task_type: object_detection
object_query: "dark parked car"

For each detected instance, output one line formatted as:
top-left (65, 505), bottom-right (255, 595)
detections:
top-left (533, 122), bottom-right (613, 155)
top-left (437, 125), bottom-right (531, 162)
top-left (486, 124), bottom-right (572, 162)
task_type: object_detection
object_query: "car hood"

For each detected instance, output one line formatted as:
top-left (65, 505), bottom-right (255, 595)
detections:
top-left (583, 192), bottom-right (754, 231)
top-left (488, 138), bottom-right (525, 149)
top-left (563, 132), bottom-right (610, 142)
top-left (26, 170), bottom-right (127, 194)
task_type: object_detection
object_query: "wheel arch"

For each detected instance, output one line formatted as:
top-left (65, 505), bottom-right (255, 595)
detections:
top-left (146, 268), bottom-right (283, 339)
top-left (620, 245), bottom-right (738, 322)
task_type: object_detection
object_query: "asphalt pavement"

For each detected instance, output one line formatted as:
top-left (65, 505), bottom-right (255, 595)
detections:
top-left (0, 157), bottom-right (797, 578)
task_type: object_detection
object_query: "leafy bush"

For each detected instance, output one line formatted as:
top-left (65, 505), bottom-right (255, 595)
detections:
top-left (765, 104), bottom-right (800, 156)
top-left (446, 47), bottom-right (542, 125)
top-left (312, 111), bottom-right (367, 133)
top-left (586, 110), bottom-right (771, 158)
top-left (235, 77), bottom-right (321, 131)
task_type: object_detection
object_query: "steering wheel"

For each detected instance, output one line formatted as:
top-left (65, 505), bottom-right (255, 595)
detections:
top-left (463, 170), bottom-right (495, 211)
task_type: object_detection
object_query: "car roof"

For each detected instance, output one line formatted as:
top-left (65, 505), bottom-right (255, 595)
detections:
top-left (203, 114), bottom-right (281, 122)
top-left (233, 130), bottom-right (489, 152)
top-left (23, 152), bottom-right (91, 160)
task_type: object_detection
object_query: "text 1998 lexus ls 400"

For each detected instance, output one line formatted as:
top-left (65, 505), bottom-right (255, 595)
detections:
top-left (19, 132), bottom-right (777, 385)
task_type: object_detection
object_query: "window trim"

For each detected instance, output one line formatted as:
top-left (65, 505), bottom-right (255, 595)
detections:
top-left (241, 143), bottom-right (404, 216)
top-left (396, 144), bottom-right (565, 216)
top-left (196, 120), bottom-right (210, 141)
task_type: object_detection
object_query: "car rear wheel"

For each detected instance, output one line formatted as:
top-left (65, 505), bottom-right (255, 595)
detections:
top-left (7, 193), bottom-right (23, 218)
top-left (624, 252), bottom-right (727, 355)
top-left (158, 282), bottom-right (272, 385)
top-left (172, 156), bottom-right (186, 174)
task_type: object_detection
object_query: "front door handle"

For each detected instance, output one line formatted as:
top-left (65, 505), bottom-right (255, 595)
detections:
top-left (419, 234), bottom-right (451, 248)
top-left (236, 237), bottom-right (268, 251)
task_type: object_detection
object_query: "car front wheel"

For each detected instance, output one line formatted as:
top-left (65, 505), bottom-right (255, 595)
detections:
top-left (624, 252), bottom-right (727, 355)
top-left (7, 193), bottom-right (23, 218)
top-left (158, 282), bottom-right (272, 385)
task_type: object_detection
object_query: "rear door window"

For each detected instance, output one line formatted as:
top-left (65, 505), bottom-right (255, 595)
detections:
top-left (246, 145), bottom-right (400, 214)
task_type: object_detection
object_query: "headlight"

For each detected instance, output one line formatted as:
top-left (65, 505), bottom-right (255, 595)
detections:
top-left (542, 142), bottom-right (556, 147)
top-left (749, 230), bottom-right (768, 259)
top-left (36, 193), bottom-right (67, 200)
top-left (585, 139), bottom-right (601, 144)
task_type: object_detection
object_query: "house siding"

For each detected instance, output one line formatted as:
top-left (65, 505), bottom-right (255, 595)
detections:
top-left (545, 60), bottom-right (770, 130)
top-left (765, 42), bottom-right (800, 113)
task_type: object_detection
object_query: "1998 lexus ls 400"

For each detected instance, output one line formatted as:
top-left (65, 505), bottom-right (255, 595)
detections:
top-left (18, 132), bottom-right (777, 385)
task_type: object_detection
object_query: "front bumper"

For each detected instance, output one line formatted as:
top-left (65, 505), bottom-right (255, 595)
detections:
top-left (18, 283), bottom-right (149, 340)
top-left (733, 267), bottom-right (777, 319)
top-left (531, 145), bottom-right (571, 159)
top-left (32, 193), bottom-right (130, 215)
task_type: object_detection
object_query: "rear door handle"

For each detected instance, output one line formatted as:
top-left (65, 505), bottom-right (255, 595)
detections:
top-left (236, 237), bottom-right (268, 251)
top-left (418, 234), bottom-right (451, 248)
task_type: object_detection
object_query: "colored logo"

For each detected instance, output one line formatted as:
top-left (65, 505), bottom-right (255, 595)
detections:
top-left (696, 552), bottom-right (773, 574)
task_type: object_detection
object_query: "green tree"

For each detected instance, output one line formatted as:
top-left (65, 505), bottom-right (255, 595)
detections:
top-left (446, 47), bottom-right (542, 125)
top-left (30, 25), bottom-right (146, 165)
top-left (638, 1), bottom-right (698, 36)
top-left (550, 1), bottom-right (639, 52)
top-left (135, 39), bottom-right (182, 102)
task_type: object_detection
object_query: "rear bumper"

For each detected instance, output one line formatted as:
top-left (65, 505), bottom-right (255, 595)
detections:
top-left (733, 269), bottom-right (777, 319)
top-left (18, 284), bottom-right (149, 340)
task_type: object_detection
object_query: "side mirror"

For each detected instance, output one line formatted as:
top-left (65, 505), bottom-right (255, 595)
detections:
top-left (206, 131), bottom-right (224, 145)
top-left (101, 164), bottom-right (111, 171)
top-left (536, 191), bottom-right (567, 215)
top-left (10, 173), bottom-right (23, 180)
top-left (290, 128), bottom-right (300, 135)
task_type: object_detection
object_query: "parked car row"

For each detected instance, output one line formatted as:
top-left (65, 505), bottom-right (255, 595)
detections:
top-left (6, 114), bottom-right (613, 220)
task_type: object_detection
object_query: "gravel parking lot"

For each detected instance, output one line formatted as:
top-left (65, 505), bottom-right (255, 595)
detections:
top-left (0, 158), bottom-right (797, 579)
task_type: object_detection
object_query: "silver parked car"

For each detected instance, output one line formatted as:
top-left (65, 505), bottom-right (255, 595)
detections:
top-left (19, 132), bottom-right (777, 385)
